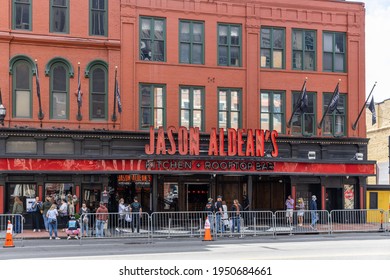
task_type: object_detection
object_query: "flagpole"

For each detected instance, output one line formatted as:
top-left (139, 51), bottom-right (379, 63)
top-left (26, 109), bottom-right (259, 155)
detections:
top-left (76, 62), bottom-right (82, 124)
top-left (35, 59), bottom-right (44, 127)
top-left (111, 66), bottom-right (118, 127)
top-left (317, 79), bottom-right (340, 129)
top-left (352, 82), bottom-right (377, 130)
top-left (287, 77), bottom-right (307, 128)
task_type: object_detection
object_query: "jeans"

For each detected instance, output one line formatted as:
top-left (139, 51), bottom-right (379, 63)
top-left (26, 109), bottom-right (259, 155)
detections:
top-left (231, 216), bottom-right (241, 233)
top-left (81, 221), bottom-right (89, 236)
top-left (96, 220), bottom-right (105, 237)
top-left (311, 211), bottom-right (318, 227)
top-left (216, 214), bottom-right (223, 233)
top-left (48, 219), bottom-right (58, 237)
top-left (14, 215), bottom-right (22, 233)
top-left (131, 213), bottom-right (141, 233)
top-left (207, 213), bottom-right (214, 231)
top-left (43, 214), bottom-right (49, 231)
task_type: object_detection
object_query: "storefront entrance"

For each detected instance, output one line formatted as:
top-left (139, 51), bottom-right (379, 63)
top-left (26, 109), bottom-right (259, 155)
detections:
top-left (186, 184), bottom-right (209, 211)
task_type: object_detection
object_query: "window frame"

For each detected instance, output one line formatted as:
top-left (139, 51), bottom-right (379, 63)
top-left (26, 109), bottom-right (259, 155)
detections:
top-left (12, 0), bottom-right (32, 30)
top-left (140, 16), bottom-right (166, 62)
top-left (179, 86), bottom-right (205, 131)
top-left (291, 91), bottom-right (316, 136)
top-left (323, 31), bottom-right (346, 72)
top-left (260, 27), bottom-right (285, 69)
top-left (89, 64), bottom-right (108, 120)
top-left (49, 62), bottom-right (70, 120)
top-left (12, 59), bottom-right (33, 118)
top-left (50, 0), bottom-right (69, 34)
top-left (217, 23), bottom-right (242, 67)
top-left (260, 90), bottom-right (285, 134)
top-left (292, 29), bottom-right (316, 71)
top-left (179, 20), bottom-right (205, 65)
top-left (89, 0), bottom-right (108, 37)
top-left (322, 93), bottom-right (346, 137)
top-left (218, 88), bottom-right (242, 129)
top-left (139, 84), bottom-right (166, 130)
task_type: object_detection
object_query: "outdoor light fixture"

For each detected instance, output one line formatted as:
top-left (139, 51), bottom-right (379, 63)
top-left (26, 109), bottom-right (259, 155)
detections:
top-left (354, 153), bottom-right (363, 161)
top-left (308, 151), bottom-right (316, 160)
top-left (0, 89), bottom-right (6, 126)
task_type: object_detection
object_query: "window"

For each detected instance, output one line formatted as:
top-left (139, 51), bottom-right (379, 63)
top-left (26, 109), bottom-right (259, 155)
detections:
top-left (140, 84), bottom-right (165, 129)
top-left (140, 17), bottom-right (165, 61)
top-left (260, 91), bottom-right (285, 133)
top-left (90, 0), bottom-right (107, 36)
top-left (7, 184), bottom-right (36, 213)
top-left (50, 0), bottom-right (69, 33)
top-left (50, 63), bottom-right (69, 119)
top-left (291, 92), bottom-right (316, 136)
top-left (13, 0), bottom-right (31, 30)
top-left (218, 88), bottom-right (241, 129)
top-left (89, 64), bottom-right (107, 120)
top-left (218, 24), bottom-right (241, 66)
top-left (180, 87), bottom-right (204, 130)
top-left (292, 29), bottom-right (316, 70)
top-left (261, 27), bottom-right (285, 68)
top-left (322, 93), bottom-right (346, 136)
top-left (12, 60), bottom-right (33, 118)
top-left (323, 32), bottom-right (346, 72)
top-left (179, 20), bottom-right (204, 64)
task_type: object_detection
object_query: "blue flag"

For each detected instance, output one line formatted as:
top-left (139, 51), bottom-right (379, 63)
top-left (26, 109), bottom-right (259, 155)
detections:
top-left (298, 81), bottom-right (308, 113)
top-left (368, 96), bottom-right (376, 125)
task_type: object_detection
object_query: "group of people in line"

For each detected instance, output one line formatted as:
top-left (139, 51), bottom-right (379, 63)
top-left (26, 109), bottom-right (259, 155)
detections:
top-left (285, 194), bottom-right (318, 229)
top-left (204, 195), bottom-right (250, 234)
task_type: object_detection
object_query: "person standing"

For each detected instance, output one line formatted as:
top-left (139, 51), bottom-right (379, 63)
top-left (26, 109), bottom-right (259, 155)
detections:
top-left (215, 195), bottom-right (224, 233)
top-left (130, 197), bottom-right (142, 233)
top-left (58, 199), bottom-right (68, 231)
top-left (231, 199), bottom-right (242, 234)
top-left (296, 197), bottom-right (305, 226)
top-left (221, 201), bottom-right (229, 231)
top-left (96, 201), bottom-right (108, 237)
top-left (30, 196), bottom-right (42, 232)
top-left (242, 195), bottom-right (250, 225)
top-left (310, 195), bottom-right (318, 230)
top-left (12, 196), bottom-right (24, 234)
top-left (42, 196), bottom-right (53, 232)
top-left (285, 195), bottom-right (294, 226)
top-left (79, 202), bottom-right (90, 237)
top-left (204, 198), bottom-right (215, 232)
top-left (46, 204), bottom-right (60, 239)
top-left (116, 198), bottom-right (127, 233)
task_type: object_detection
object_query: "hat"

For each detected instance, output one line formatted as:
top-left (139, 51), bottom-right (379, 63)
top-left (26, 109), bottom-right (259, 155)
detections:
top-left (208, 198), bottom-right (213, 202)
top-left (217, 195), bottom-right (222, 198)
top-left (99, 201), bottom-right (104, 205)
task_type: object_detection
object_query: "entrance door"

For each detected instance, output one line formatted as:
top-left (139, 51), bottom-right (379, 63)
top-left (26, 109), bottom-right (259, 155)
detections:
top-left (186, 184), bottom-right (209, 211)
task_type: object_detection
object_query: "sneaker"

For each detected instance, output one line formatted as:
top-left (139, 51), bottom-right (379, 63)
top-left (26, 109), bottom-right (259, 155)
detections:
top-left (309, 225), bottom-right (314, 230)
top-left (115, 228), bottom-right (120, 233)
top-left (38, 229), bottom-right (41, 232)
top-left (55, 237), bottom-right (61, 240)
top-left (33, 229), bottom-right (36, 232)
top-left (49, 237), bottom-right (52, 240)
top-left (67, 236), bottom-right (71, 240)
top-left (75, 236), bottom-right (79, 240)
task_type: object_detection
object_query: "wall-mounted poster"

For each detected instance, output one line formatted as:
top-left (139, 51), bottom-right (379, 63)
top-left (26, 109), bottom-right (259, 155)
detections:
top-left (344, 184), bottom-right (354, 209)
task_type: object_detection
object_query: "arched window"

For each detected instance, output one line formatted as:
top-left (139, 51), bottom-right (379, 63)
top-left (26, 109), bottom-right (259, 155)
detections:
top-left (89, 64), bottom-right (107, 120)
top-left (50, 62), bottom-right (69, 119)
top-left (11, 58), bottom-right (33, 118)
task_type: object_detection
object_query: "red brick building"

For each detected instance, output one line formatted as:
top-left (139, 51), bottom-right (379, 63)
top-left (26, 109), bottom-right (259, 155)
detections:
top-left (0, 0), bottom-right (374, 221)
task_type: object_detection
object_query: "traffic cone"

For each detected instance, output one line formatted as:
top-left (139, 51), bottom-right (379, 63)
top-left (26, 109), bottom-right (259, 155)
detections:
top-left (203, 216), bottom-right (213, 241)
top-left (3, 220), bottom-right (15, 248)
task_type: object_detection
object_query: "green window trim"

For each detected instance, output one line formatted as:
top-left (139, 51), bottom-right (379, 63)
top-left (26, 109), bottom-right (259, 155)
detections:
top-left (323, 31), bottom-right (346, 72)
top-left (11, 59), bottom-right (33, 118)
top-left (218, 23), bottom-right (242, 67)
top-left (292, 29), bottom-right (316, 71)
top-left (45, 57), bottom-right (74, 77)
top-left (139, 84), bottom-right (166, 130)
top-left (50, 0), bottom-right (69, 34)
top-left (48, 62), bottom-right (70, 120)
top-left (291, 91), bottom-right (316, 136)
top-left (88, 63), bottom-right (108, 120)
top-left (218, 88), bottom-right (242, 129)
top-left (322, 93), bottom-right (346, 137)
top-left (179, 20), bottom-right (205, 65)
top-left (140, 17), bottom-right (166, 62)
top-left (260, 90), bottom-right (285, 134)
top-left (89, 0), bottom-right (108, 37)
top-left (179, 86), bottom-right (205, 131)
top-left (260, 27), bottom-right (285, 69)
top-left (12, 0), bottom-right (32, 31)
top-left (9, 55), bottom-right (36, 75)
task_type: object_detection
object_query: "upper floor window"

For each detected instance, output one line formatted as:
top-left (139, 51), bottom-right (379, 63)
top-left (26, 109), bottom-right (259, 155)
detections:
top-left (291, 91), bottom-right (316, 136)
top-left (90, 0), bottom-right (107, 36)
top-left (89, 64), bottom-right (107, 120)
top-left (179, 20), bottom-right (204, 64)
top-left (260, 91), bottom-right (285, 133)
top-left (218, 24), bottom-right (241, 66)
top-left (50, 62), bottom-right (69, 120)
top-left (50, 0), bottom-right (69, 33)
top-left (13, 0), bottom-right (31, 30)
top-left (261, 27), bottom-right (285, 69)
top-left (140, 84), bottom-right (165, 129)
top-left (322, 93), bottom-right (346, 136)
top-left (12, 59), bottom-right (33, 118)
top-left (323, 32), bottom-right (346, 72)
top-left (140, 17), bottom-right (165, 61)
top-left (218, 88), bottom-right (241, 129)
top-left (292, 29), bottom-right (316, 71)
top-left (180, 86), bottom-right (204, 130)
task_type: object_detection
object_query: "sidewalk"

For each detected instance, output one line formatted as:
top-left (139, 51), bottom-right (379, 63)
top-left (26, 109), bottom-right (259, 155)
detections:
top-left (14, 229), bottom-right (70, 239)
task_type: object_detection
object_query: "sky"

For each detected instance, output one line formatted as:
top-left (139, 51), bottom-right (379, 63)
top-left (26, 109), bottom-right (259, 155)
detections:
top-left (351, 0), bottom-right (390, 103)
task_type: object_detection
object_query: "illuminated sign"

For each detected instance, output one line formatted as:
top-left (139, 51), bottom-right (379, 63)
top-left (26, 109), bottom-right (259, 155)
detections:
top-left (117, 174), bottom-right (151, 183)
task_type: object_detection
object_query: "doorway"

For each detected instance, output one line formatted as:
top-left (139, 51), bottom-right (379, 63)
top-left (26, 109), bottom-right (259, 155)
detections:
top-left (186, 184), bottom-right (209, 211)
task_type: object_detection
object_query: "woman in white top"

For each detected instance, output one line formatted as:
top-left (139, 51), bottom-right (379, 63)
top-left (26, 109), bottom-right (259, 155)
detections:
top-left (222, 201), bottom-right (229, 231)
top-left (46, 204), bottom-right (60, 239)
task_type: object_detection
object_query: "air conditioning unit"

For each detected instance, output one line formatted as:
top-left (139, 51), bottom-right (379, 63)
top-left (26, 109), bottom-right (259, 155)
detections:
top-left (308, 151), bottom-right (316, 160)
top-left (355, 153), bottom-right (363, 161)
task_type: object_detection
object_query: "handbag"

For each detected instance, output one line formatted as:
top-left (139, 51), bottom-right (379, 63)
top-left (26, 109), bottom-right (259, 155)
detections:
top-left (49, 218), bottom-right (56, 225)
top-left (125, 213), bottom-right (132, 223)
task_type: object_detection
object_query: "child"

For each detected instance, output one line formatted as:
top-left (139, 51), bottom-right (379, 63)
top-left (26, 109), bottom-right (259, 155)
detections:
top-left (66, 216), bottom-right (80, 240)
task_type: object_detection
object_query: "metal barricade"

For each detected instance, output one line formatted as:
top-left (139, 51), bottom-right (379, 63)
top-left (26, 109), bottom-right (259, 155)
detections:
top-left (0, 214), bottom-right (24, 246)
top-left (330, 209), bottom-right (386, 233)
top-left (274, 210), bottom-right (330, 235)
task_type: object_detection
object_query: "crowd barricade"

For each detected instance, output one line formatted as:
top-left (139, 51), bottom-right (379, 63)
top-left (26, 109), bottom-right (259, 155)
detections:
top-left (274, 210), bottom-right (330, 236)
top-left (330, 209), bottom-right (386, 233)
top-left (0, 214), bottom-right (24, 246)
top-left (79, 212), bottom-right (150, 241)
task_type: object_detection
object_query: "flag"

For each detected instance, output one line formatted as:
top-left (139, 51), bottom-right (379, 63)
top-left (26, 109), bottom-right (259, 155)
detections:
top-left (327, 83), bottom-right (339, 113)
top-left (368, 96), bottom-right (376, 125)
top-left (298, 81), bottom-right (308, 113)
top-left (77, 65), bottom-right (82, 107)
top-left (35, 63), bottom-right (41, 99)
top-left (115, 76), bottom-right (122, 113)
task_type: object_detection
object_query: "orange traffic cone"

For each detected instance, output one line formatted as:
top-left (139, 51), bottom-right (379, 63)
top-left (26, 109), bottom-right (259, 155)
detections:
top-left (203, 216), bottom-right (213, 241)
top-left (3, 220), bottom-right (15, 248)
